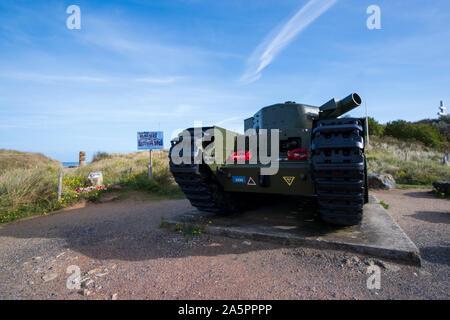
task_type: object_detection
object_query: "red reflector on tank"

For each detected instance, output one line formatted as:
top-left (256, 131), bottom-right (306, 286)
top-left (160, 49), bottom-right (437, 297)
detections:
top-left (229, 150), bottom-right (253, 161)
top-left (287, 148), bottom-right (308, 161)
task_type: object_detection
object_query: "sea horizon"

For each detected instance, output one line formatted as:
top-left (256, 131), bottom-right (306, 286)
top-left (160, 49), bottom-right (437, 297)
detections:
top-left (62, 161), bottom-right (80, 168)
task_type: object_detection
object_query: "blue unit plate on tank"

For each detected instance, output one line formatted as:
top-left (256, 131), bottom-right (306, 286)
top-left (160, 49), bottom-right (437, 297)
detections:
top-left (232, 176), bottom-right (247, 184)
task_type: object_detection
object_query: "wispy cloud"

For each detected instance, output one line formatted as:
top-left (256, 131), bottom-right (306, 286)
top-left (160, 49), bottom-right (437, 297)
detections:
top-left (0, 72), bottom-right (109, 83)
top-left (0, 72), bottom-right (182, 85)
top-left (135, 76), bottom-right (181, 84)
top-left (240, 0), bottom-right (338, 83)
top-left (215, 116), bottom-right (243, 127)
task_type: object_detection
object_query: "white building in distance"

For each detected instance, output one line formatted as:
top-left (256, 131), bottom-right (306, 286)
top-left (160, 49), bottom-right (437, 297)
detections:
top-left (438, 100), bottom-right (447, 117)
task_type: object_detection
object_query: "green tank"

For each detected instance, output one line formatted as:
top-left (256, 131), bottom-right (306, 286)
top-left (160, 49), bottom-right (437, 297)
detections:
top-left (169, 93), bottom-right (368, 226)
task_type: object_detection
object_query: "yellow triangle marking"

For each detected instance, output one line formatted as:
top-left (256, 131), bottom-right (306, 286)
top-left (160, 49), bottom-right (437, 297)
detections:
top-left (283, 176), bottom-right (295, 187)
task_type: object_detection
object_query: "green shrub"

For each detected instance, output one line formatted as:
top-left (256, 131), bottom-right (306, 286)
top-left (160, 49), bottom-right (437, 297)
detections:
top-left (63, 174), bottom-right (90, 190)
top-left (92, 151), bottom-right (110, 162)
top-left (367, 117), bottom-right (384, 136)
top-left (124, 172), bottom-right (160, 192)
top-left (384, 120), bottom-right (443, 149)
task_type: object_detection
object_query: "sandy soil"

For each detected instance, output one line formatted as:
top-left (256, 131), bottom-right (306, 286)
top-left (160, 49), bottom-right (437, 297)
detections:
top-left (0, 189), bottom-right (448, 300)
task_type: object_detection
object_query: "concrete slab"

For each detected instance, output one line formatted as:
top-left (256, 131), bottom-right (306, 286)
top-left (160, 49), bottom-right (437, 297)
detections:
top-left (164, 195), bottom-right (421, 266)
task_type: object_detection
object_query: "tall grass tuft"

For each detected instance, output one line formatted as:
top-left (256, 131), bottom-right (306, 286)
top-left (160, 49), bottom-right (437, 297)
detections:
top-left (0, 166), bottom-right (58, 210)
top-left (367, 136), bottom-right (450, 185)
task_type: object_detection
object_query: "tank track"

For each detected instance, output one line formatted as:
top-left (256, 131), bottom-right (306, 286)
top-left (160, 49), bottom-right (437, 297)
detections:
top-left (169, 130), bottom-right (241, 214)
top-left (311, 118), bottom-right (367, 226)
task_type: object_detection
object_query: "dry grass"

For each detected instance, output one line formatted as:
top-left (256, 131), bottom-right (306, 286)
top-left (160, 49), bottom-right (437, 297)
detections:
top-left (367, 136), bottom-right (450, 185)
top-left (71, 150), bottom-right (175, 186)
top-left (0, 166), bottom-right (58, 209)
top-left (0, 150), bottom-right (63, 222)
top-left (0, 149), bottom-right (61, 173)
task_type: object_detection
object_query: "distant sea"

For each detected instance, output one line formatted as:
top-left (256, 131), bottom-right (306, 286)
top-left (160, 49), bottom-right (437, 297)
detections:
top-left (62, 162), bottom-right (79, 168)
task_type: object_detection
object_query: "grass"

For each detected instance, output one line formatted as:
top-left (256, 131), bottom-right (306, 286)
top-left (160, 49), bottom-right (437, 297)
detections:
top-left (0, 149), bottom-right (61, 173)
top-left (70, 150), bottom-right (183, 195)
top-left (396, 184), bottom-right (433, 190)
top-left (379, 201), bottom-right (390, 210)
top-left (168, 215), bottom-right (213, 242)
top-left (0, 150), bottom-right (184, 224)
top-left (366, 136), bottom-right (450, 186)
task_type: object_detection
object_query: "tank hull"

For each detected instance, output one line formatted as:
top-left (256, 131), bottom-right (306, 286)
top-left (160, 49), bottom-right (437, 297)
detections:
top-left (168, 93), bottom-right (367, 226)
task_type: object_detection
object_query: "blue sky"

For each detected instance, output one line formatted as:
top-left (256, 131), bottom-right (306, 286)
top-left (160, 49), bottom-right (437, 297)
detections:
top-left (0, 0), bottom-right (449, 161)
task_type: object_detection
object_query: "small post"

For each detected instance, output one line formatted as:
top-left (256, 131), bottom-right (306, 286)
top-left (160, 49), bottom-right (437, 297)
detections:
top-left (57, 171), bottom-right (63, 201)
top-left (148, 150), bottom-right (153, 180)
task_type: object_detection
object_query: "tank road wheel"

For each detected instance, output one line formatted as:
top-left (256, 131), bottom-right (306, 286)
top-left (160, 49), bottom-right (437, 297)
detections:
top-left (311, 118), bottom-right (367, 226)
top-left (169, 130), bottom-right (241, 215)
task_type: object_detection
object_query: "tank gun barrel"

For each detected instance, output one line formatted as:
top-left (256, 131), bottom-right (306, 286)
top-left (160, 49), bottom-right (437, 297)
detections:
top-left (319, 93), bottom-right (362, 119)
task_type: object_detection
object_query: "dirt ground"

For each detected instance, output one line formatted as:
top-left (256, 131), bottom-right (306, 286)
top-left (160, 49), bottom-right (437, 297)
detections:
top-left (0, 189), bottom-right (448, 300)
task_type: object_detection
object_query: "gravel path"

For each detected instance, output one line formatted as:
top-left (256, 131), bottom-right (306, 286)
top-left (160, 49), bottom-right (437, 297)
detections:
top-left (0, 189), bottom-right (448, 300)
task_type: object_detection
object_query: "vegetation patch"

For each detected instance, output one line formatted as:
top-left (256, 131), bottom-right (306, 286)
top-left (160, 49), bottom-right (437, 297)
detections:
top-left (0, 149), bottom-right (61, 173)
top-left (384, 120), bottom-right (443, 149)
top-left (367, 136), bottom-right (449, 186)
top-left (379, 201), bottom-right (390, 210)
top-left (170, 215), bottom-right (213, 242)
top-left (0, 150), bottom-right (184, 224)
top-left (396, 184), bottom-right (433, 190)
top-left (91, 151), bottom-right (110, 162)
top-left (366, 117), bottom-right (449, 150)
